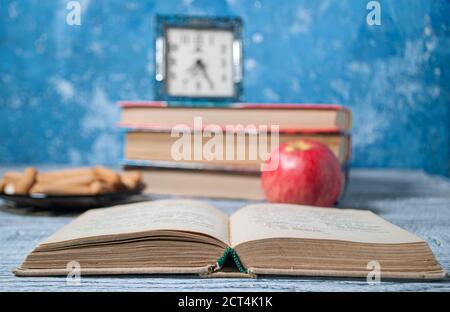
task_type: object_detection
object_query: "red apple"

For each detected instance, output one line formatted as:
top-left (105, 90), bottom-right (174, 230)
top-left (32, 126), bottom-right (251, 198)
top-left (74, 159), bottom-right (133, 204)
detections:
top-left (261, 139), bottom-right (343, 207)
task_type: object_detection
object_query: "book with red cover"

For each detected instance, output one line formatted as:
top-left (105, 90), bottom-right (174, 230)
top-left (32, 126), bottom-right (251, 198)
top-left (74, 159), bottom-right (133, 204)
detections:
top-left (118, 101), bottom-right (352, 134)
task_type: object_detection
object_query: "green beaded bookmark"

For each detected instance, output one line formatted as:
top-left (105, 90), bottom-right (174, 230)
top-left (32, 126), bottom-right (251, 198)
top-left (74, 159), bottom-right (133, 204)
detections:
top-left (215, 247), bottom-right (247, 274)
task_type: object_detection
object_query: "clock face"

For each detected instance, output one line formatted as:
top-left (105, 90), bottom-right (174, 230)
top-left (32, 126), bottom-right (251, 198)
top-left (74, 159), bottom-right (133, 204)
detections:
top-left (165, 27), bottom-right (235, 98)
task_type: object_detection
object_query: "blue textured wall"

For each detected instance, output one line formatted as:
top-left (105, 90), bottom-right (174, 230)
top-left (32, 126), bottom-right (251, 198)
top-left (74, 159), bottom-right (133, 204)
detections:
top-left (0, 0), bottom-right (449, 176)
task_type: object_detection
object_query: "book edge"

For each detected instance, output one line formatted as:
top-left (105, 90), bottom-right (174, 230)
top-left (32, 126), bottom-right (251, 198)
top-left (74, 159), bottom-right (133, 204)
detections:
top-left (117, 101), bottom-right (349, 112)
top-left (14, 266), bottom-right (447, 281)
top-left (13, 265), bottom-right (215, 277)
top-left (117, 122), bottom-right (352, 135)
top-left (246, 267), bottom-right (448, 281)
top-left (121, 159), bottom-right (351, 174)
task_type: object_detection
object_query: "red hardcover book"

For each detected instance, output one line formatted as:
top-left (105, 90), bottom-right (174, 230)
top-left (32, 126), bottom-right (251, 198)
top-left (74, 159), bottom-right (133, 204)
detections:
top-left (118, 101), bottom-right (352, 134)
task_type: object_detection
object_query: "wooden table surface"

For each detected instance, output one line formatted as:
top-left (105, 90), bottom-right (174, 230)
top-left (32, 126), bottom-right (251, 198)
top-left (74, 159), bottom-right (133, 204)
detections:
top-left (1, 166), bottom-right (449, 292)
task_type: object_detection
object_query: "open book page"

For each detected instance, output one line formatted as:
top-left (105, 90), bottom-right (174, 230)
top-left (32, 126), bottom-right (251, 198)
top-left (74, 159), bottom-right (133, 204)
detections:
top-left (43, 200), bottom-right (230, 245)
top-left (229, 204), bottom-right (424, 247)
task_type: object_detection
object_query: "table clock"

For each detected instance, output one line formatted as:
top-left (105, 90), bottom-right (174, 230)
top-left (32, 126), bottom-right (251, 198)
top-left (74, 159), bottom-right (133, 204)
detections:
top-left (155, 15), bottom-right (243, 102)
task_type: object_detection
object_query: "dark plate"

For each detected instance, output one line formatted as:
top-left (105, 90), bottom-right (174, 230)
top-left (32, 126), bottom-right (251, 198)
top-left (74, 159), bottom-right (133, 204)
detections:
top-left (0, 184), bottom-right (146, 211)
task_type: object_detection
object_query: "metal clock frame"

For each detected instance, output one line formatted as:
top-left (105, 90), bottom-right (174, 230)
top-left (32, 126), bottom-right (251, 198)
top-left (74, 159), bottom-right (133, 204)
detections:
top-left (154, 15), bottom-right (243, 103)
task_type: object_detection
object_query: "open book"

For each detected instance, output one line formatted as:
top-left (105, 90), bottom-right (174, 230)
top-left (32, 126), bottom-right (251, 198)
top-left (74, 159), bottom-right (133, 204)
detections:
top-left (14, 200), bottom-right (446, 280)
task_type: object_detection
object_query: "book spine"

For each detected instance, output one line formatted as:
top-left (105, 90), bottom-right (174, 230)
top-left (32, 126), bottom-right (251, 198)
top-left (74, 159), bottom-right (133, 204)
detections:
top-left (118, 123), bottom-right (351, 135)
top-left (121, 159), bottom-right (351, 175)
top-left (121, 159), bottom-right (262, 175)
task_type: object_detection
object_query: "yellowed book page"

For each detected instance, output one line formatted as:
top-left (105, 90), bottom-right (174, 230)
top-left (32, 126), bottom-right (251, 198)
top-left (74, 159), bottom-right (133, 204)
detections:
top-left (229, 204), bottom-right (423, 247)
top-left (43, 199), bottom-right (229, 245)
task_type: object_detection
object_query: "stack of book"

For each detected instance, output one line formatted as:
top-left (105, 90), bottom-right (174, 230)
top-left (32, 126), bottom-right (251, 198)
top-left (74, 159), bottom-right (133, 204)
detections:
top-left (118, 102), bottom-right (352, 200)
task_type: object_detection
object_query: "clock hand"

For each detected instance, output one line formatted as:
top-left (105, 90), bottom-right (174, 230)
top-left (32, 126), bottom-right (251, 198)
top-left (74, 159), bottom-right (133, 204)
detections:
top-left (187, 62), bottom-right (200, 77)
top-left (196, 60), bottom-right (214, 89)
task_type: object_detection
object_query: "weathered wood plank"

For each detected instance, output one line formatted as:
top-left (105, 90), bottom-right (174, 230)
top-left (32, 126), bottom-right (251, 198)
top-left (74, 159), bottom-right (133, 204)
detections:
top-left (0, 166), bottom-right (449, 291)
